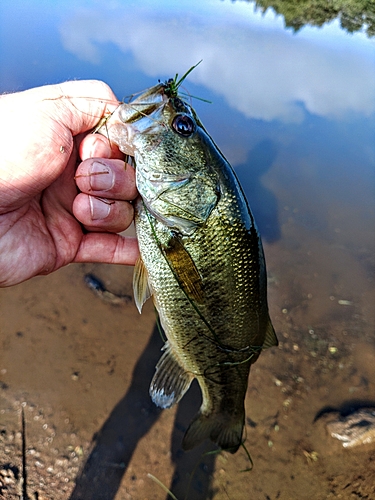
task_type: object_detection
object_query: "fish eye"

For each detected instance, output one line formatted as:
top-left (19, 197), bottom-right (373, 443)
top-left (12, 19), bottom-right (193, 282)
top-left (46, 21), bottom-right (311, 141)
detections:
top-left (171, 114), bottom-right (195, 137)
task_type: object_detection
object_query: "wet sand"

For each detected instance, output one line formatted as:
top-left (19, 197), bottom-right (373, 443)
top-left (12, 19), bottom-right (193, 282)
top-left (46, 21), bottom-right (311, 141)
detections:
top-left (0, 203), bottom-right (374, 499)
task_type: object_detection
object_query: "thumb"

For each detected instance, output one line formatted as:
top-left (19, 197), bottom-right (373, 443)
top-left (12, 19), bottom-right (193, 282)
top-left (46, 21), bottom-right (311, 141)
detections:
top-left (0, 81), bottom-right (119, 209)
top-left (45, 80), bottom-right (120, 135)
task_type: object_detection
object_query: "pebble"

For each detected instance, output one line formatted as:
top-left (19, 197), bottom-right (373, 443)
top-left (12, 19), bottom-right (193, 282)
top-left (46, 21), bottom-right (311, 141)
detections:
top-left (325, 408), bottom-right (375, 448)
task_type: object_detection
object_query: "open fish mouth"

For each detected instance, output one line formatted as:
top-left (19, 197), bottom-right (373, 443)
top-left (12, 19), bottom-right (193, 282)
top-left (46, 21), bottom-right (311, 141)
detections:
top-left (94, 84), bottom-right (170, 157)
top-left (118, 83), bottom-right (167, 123)
top-left (95, 73), bottom-right (202, 156)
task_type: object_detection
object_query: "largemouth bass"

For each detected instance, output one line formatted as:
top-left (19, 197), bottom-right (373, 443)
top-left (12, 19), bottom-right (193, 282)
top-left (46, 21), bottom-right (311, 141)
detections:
top-left (97, 75), bottom-right (278, 453)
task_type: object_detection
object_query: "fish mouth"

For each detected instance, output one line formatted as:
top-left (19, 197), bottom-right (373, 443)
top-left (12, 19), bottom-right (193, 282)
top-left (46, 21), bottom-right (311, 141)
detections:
top-left (118, 83), bottom-right (167, 125)
top-left (95, 81), bottom-right (193, 161)
top-left (94, 84), bottom-right (169, 156)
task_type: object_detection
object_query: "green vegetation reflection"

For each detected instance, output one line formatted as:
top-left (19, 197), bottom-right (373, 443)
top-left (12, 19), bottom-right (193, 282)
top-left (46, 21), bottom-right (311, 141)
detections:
top-left (247, 0), bottom-right (374, 37)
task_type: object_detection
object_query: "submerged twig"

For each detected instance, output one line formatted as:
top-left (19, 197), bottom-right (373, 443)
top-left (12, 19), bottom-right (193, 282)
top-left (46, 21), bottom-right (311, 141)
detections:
top-left (21, 406), bottom-right (28, 500)
top-left (147, 473), bottom-right (179, 500)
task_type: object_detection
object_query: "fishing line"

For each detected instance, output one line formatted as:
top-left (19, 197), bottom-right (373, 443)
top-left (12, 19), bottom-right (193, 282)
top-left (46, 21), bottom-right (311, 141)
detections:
top-left (154, 306), bottom-right (167, 343)
top-left (147, 473), bottom-right (178, 500)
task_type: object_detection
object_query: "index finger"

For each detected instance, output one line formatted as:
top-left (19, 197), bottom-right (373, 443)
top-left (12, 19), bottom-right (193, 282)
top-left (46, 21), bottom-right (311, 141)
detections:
top-left (40, 80), bottom-right (121, 135)
top-left (78, 133), bottom-right (124, 161)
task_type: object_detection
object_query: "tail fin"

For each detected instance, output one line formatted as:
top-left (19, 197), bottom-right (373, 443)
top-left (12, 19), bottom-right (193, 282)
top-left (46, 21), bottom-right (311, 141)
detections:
top-left (182, 411), bottom-right (244, 454)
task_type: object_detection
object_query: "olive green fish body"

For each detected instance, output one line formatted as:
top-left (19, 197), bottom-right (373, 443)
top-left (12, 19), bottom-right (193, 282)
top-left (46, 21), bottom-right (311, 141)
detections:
top-left (100, 82), bottom-right (277, 452)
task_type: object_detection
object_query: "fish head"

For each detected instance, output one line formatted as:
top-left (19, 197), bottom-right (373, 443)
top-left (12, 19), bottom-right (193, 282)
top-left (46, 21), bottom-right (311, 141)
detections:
top-left (117, 84), bottom-right (205, 169)
top-left (103, 83), bottom-right (220, 234)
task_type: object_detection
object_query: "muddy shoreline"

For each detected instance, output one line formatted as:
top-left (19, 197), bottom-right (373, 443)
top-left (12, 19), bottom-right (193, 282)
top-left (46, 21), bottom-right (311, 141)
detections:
top-left (1, 221), bottom-right (374, 499)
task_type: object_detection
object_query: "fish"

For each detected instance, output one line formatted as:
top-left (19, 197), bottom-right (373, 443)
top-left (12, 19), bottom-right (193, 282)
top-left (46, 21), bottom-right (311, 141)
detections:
top-left (97, 71), bottom-right (278, 453)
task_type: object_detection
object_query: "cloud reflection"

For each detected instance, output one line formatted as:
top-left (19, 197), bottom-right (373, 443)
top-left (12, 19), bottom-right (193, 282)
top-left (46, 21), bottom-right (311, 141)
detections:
top-left (59, 2), bottom-right (375, 123)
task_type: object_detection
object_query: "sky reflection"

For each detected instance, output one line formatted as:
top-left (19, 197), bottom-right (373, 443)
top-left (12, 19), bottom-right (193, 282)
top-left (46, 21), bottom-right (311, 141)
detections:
top-left (57, 0), bottom-right (375, 123)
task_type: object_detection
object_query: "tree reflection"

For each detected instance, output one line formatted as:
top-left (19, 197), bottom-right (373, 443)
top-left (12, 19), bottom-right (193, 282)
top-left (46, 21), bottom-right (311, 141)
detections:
top-left (246, 0), bottom-right (374, 37)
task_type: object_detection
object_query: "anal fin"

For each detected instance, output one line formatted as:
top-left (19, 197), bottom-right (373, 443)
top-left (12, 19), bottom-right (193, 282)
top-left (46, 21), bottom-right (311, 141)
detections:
top-left (150, 343), bottom-right (193, 409)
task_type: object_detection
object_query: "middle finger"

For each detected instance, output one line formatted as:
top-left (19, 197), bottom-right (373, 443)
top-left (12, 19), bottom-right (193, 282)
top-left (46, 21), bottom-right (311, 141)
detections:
top-left (75, 158), bottom-right (138, 201)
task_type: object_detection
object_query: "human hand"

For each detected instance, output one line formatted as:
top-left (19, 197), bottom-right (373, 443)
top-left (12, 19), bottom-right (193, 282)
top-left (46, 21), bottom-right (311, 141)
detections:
top-left (0, 80), bottom-right (139, 287)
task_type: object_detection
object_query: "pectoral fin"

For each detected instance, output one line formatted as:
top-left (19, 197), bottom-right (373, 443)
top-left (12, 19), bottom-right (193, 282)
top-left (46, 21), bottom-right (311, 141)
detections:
top-left (164, 235), bottom-right (204, 303)
top-left (150, 343), bottom-right (194, 409)
top-left (133, 256), bottom-right (152, 313)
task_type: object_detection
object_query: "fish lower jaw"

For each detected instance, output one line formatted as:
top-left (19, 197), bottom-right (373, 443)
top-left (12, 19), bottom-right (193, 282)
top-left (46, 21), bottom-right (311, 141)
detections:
top-left (102, 121), bottom-right (136, 157)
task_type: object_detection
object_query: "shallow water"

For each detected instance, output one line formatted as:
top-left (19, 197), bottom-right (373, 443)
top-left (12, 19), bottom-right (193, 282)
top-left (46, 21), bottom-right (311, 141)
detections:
top-left (0, 1), bottom-right (374, 499)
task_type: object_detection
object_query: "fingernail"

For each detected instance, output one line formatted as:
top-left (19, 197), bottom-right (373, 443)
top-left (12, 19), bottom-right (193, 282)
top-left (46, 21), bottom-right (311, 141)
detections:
top-left (89, 161), bottom-right (115, 191)
top-left (89, 196), bottom-right (111, 220)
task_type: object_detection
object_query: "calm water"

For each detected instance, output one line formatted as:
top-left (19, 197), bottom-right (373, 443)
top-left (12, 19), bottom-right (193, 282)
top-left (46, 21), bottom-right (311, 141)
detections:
top-left (1, 0), bottom-right (373, 244)
top-left (1, 1), bottom-right (374, 499)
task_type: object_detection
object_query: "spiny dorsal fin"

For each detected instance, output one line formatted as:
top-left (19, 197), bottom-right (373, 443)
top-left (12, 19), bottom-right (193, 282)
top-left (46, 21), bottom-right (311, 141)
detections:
top-left (262, 316), bottom-right (278, 349)
top-left (164, 235), bottom-right (204, 303)
top-left (133, 256), bottom-right (152, 313)
top-left (150, 343), bottom-right (194, 409)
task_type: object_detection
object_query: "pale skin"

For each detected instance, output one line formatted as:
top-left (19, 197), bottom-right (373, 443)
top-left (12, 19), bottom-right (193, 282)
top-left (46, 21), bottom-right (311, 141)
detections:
top-left (0, 80), bottom-right (140, 287)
